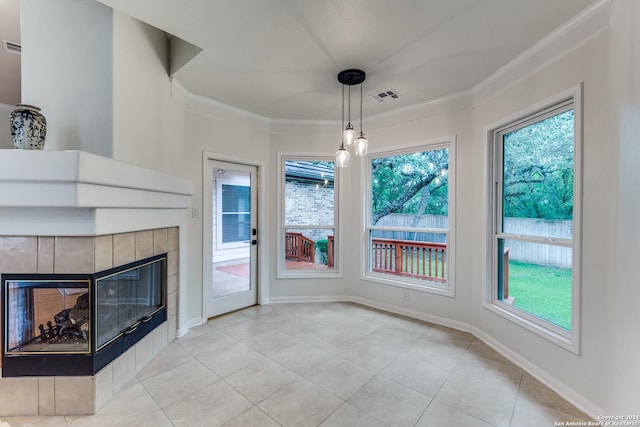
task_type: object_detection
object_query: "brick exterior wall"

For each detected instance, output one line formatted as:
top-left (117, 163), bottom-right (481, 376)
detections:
top-left (285, 179), bottom-right (334, 242)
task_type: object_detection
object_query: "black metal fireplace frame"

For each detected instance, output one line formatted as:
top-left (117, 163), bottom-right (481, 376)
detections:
top-left (1, 253), bottom-right (167, 377)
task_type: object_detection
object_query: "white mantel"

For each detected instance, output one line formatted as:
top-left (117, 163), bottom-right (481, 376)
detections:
top-left (0, 150), bottom-right (194, 236)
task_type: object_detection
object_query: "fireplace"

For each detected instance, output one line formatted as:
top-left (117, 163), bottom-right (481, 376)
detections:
top-left (1, 254), bottom-right (167, 377)
top-left (0, 151), bottom-right (189, 415)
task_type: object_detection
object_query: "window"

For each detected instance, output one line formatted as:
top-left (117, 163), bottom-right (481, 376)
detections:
top-left (278, 156), bottom-right (339, 277)
top-left (489, 89), bottom-right (581, 352)
top-left (216, 178), bottom-right (250, 249)
top-left (365, 139), bottom-right (455, 295)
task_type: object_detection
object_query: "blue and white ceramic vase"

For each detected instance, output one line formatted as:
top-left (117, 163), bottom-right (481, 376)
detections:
top-left (10, 104), bottom-right (47, 150)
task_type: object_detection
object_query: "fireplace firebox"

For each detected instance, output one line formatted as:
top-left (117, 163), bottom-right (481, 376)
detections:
top-left (1, 254), bottom-right (167, 377)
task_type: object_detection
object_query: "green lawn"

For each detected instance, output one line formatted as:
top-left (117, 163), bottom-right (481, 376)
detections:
top-left (507, 261), bottom-right (572, 330)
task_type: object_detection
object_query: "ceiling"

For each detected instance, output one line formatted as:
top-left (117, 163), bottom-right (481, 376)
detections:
top-left (2, 0), bottom-right (597, 120)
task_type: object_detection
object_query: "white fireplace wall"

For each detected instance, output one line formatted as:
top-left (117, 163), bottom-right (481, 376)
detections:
top-left (0, 103), bottom-right (13, 149)
top-left (20, 0), bottom-right (114, 157)
top-left (20, 0), bottom-right (188, 176)
top-left (112, 11), bottom-right (186, 176)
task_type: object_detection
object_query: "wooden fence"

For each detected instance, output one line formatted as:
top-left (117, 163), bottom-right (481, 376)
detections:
top-left (377, 214), bottom-right (572, 268)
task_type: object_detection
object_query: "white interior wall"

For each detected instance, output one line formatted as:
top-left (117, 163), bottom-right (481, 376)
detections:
top-left (268, 123), bottom-right (353, 299)
top-left (470, 25), bottom-right (612, 413)
top-left (608, 0), bottom-right (640, 414)
top-left (0, 103), bottom-right (13, 149)
top-left (267, 108), bottom-right (475, 325)
top-left (182, 96), bottom-right (271, 324)
top-left (349, 109), bottom-right (474, 326)
top-left (20, 0), bottom-right (113, 156)
top-left (112, 12), bottom-right (185, 176)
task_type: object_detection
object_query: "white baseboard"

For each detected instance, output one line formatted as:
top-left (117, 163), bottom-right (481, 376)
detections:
top-left (268, 295), bottom-right (351, 304)
top-left (177, 317), bottom-right (203, 338)
top-left (471, 326), bottom-right (603, 419)
top-left (186, 317), bottom-right (204, 328)
top-left (269, 295), bottom-right (601, 418)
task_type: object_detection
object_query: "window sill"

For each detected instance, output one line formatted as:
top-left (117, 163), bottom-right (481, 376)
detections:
top-left (277, 270), bottom-right (343, 280)
top-left (362, 272), bottom-right (455, 298)
top-left (484, 299), bottom-right (579, 354)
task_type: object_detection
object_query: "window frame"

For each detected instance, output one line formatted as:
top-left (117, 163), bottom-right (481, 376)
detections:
top-left (485, 85), bottom-right (582, 354)
top-left (363, 137), bottom-right (456, 297)
top-left (277, 153), bottom-right (342, 279)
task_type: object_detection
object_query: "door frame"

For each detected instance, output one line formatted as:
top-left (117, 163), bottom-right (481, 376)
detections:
top-left (202, 152), bottom-right (267, 320)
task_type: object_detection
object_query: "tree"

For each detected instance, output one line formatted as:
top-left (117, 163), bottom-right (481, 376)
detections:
top-left (371, 149), bottom-right (448, 225)
top-left (502, 110), bottom-right (574, 220)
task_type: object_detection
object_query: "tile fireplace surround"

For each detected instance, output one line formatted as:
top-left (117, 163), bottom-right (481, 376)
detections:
top-left (0, 229), bottom-right (178, 416)
top-left (0, 150), bottom-right (193, 416)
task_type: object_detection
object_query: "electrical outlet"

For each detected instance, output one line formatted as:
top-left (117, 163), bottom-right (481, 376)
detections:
top-left (402, 290), bottom-right (410, 302)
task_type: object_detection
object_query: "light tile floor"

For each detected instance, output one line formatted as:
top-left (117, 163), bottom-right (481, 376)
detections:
top-left (1, 302), bottom-right (592, 427)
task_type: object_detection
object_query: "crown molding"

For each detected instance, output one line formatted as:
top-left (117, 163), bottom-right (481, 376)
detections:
top-left (177, 79), bottom-right (272, 131)
top-left (472, 0), bottom-right (611, 107)
top-left (173, 0), bottom-right (611, 132)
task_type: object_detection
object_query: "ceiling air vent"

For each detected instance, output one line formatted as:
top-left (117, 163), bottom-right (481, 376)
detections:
top-left (2, 40), bottom-right (21, 54)
top-left (370, 89), bottom-right (401, 103)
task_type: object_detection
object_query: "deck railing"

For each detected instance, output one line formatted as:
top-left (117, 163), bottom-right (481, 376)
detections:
top-left (371, 238), bottom-right (447, 282)
top-left (285, 232), bottom-right (315, 263)
top-left (285, 234), bottom-right (447, 282)
top-left (327, 236), bottom-right (334, 268)
top-left (284, 235), bottom-right (510, 296)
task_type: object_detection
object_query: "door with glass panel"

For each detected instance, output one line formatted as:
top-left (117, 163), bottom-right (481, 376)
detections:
top-left (205, 160), bottom-right (258, 318)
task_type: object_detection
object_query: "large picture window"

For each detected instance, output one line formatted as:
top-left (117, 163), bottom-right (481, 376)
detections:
top-left (278, 156), bottom-right (339, 277)
top-left (365, 139), bottom-right (455, 295)
top-left (489, 89), bottom-right (581, 352)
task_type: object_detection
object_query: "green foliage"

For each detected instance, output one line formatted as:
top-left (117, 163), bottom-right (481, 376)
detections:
top-left (503, 110), bottom-right (574, 220)
top-left (315, 239), bottom-right (328, 265)
top-left (370, 109), bottom-right (574, 225)
top-left (371, 149), bottom-right (449, 224)
top-left (508, 261), bottom-right (572, 330)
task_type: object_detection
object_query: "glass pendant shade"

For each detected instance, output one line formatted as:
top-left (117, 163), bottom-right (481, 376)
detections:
top-left (354, 132), bottom-right (368, 156)
top-left (343, 123), bottom-right (357, 146)
top-left (336, 145), bottom-right (350, 167)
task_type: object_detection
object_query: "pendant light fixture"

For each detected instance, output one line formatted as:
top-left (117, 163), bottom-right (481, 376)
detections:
top-left (354, 82), bottom-right (369, 156)
top-left (336, 69), bottom-right (368, 167)
top-left (335, 85), bottom-right (350, 168)
top-left (343, 84), bottom-right (357, 147)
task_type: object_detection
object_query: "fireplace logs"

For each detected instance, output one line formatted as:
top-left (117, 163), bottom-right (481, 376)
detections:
top-left (54, 293), bottom-right (89, 341)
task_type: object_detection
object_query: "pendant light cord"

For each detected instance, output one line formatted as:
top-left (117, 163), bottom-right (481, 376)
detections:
top-left (360, 83), bottom-right (364, 133)
top-left (347, 84), bottom-right (351, 124)
top-left (341, 84), bottom-right (345, 148)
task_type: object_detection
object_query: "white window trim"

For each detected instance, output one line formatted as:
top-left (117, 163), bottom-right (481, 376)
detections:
top-left (484, 84), bottom-right (583, 354)
top-left (216, 176), bottom-right (251, 250)
top-left (362, 137), bottom-right (457, 297)
top-left (277, 152), bottom-right (343, 279)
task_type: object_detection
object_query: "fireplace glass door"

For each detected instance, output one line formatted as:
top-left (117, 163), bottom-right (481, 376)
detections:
top-left (95, 256), bottom-right (165, 350)
top-left (3, 279), bottom-right (91, 355)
